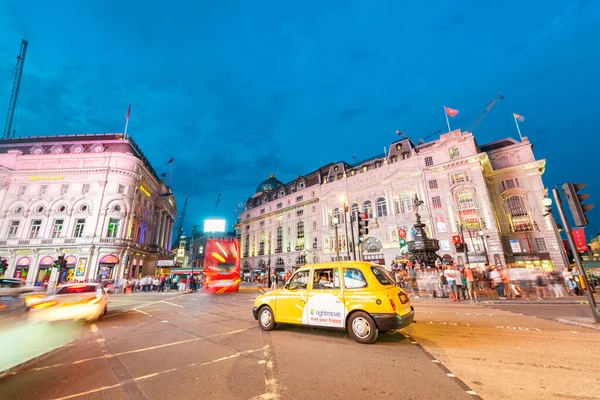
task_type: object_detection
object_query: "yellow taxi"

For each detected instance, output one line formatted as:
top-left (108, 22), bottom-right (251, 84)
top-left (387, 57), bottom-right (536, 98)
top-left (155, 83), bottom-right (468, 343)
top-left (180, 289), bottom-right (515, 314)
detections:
top-left (252, 261), bottom-right (414, 344)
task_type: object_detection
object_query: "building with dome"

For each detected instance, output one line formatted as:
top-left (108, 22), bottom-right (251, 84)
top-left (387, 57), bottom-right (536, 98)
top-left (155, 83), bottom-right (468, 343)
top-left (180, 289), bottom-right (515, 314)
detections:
top-left (0, 133), bottom-right (177, 286)
top-left (237, 129), bottom-right (566, 275)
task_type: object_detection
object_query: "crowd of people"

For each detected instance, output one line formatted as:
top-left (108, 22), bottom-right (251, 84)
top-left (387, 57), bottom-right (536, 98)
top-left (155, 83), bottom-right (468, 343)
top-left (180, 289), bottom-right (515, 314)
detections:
top-left (392, 258), bottom-right (591, 301)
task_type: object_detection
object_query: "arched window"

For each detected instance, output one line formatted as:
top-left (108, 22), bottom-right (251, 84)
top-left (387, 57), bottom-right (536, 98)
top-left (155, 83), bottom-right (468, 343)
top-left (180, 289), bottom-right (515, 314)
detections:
top-left (295, 255), bottom-right (306, 267)
top-left (275, 258), bottom-right (285, 268)
top-left (376, 197), bottom-right (388, 217)
top-left (363, 200), bottom-right (373, 218)
top-left (332, 207), bottom-right (343, 224)
top-left (400, 193), bottom-right (412, 213)
top-left (350, 203), bottom-right (359, 217)
top-left (449, 146), bottom-right (460, 159)
top-left (298, 181), bottom-right (305, 190)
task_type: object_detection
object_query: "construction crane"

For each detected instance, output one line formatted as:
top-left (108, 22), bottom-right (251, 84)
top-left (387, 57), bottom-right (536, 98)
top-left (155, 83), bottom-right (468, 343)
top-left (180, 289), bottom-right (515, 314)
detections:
top-left (3, 39), bottom-right (28, 139)
top-left (213, 193), bottom-right (221, 216)
top-left (466, 93), bottom-right (504, 133)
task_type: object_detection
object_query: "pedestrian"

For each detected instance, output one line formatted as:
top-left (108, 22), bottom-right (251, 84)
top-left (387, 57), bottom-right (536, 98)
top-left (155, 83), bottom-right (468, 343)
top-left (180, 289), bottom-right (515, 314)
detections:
top-left (444, 265), bottom-right (458, 301)
top-left (490, 267), bottom-right (505, 299)
top-left (549, 272), bottom-right (565, 298)
top-left (464, 265), bottom-right (478, 302)
top-left (562, 268), bottom-right (577, 296)
top-left (455, 267), bottom-right (465, 300)
top-left (535, 269), bottom-right (550, 300)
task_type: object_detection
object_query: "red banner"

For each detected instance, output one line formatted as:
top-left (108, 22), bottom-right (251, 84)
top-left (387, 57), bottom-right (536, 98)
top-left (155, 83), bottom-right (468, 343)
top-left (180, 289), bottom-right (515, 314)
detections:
top-left (571, 228), bottom-right (589, 252)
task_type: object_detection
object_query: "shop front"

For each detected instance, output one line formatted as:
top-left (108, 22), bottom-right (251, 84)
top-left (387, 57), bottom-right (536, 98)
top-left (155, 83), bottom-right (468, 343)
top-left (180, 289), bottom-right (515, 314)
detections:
top-left (35, 256), bottom-right (55, 286)
top-left (14, 256), bottom-right (30, 280)
top-left (513, 253), bottom-right (554, 271)
top-left (0, 257), bottom-right (7, 278)
top-left (97, 254), bottom-right (119, 280)
top-left (63, 255), bottom-right (78, 282)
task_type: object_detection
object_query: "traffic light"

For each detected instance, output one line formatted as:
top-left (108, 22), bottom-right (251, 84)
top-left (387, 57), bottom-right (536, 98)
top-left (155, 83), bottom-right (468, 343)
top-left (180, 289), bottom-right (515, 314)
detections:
top-left (0, 258), bottom-right (7, 273)
top-left (398, 229), bottom-right (407, 247)
top-left (54, 255), bottom-right (64, 269)
top-left (452, 235), bottom-right (465, 252)
top-left (357, 212), bottom-right (369, 243)
top-left (562, 183), bottom-right (594, 227)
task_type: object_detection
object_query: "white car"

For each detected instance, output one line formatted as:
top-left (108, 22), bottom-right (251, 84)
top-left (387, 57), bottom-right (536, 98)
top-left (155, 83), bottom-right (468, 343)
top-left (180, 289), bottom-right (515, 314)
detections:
top-left (28, 283), bottom-right (109, 323)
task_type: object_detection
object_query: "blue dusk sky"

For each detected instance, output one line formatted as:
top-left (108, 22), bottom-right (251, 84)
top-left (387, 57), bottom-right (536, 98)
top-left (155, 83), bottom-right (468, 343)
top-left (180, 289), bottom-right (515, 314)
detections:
top-left (1, 0), bottom-right (599, 239)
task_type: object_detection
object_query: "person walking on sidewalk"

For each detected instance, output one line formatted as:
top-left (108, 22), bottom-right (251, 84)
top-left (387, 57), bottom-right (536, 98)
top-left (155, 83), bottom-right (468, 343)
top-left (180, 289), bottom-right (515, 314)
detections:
top-left (490, 267), bottom-right (505, 299)
top-left (464, 265), bottom-right (478, 302)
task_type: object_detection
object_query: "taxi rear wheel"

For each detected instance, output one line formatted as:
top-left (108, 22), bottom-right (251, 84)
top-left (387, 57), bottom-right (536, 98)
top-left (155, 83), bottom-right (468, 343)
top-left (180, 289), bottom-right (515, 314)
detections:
top-left (347, 311), bottom-right (378, 344)
top-left (258, 306), bottom-right (276, 331)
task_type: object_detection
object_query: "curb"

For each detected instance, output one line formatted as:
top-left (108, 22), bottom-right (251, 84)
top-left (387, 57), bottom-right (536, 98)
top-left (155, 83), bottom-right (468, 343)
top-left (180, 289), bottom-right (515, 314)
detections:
top-left (482, 300), bottom-right (589, 305)
top-left (556, 318), bottom-right (600, 331)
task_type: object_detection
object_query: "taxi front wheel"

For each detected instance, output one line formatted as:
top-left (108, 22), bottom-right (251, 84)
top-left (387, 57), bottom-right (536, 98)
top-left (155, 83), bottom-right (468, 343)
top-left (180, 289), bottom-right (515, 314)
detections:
top-left (347, 311), bottom-right (378, 344)
top-left (258, 306), bottom-right (276, 331)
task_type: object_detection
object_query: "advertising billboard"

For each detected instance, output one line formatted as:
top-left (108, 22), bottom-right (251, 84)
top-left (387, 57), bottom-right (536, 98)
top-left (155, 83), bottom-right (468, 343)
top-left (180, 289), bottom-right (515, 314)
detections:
top-left (204, 218), bottom-right (226, 233)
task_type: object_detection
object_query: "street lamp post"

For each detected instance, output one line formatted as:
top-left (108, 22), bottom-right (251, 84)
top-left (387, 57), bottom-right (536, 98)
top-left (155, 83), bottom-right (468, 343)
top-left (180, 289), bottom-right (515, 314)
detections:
top-left (332, 216), bottom-right (340, 261)
top-left (267, 232), bottom-right (272, 289)
top-left (478, 230), bottom-right (490, 265)
top-left (341, 197), bottom-right (351, 260)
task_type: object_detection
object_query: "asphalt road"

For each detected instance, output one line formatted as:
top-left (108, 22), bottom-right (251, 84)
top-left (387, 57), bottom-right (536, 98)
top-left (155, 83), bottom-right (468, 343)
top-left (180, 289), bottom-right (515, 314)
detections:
top-left (1, 289), bottom-right (598, 400)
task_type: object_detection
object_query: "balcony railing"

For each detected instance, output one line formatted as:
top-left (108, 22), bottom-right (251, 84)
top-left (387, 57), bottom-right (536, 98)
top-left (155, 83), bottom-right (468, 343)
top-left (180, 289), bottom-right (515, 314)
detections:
top-left (0, 237), bottom-right (167, 254)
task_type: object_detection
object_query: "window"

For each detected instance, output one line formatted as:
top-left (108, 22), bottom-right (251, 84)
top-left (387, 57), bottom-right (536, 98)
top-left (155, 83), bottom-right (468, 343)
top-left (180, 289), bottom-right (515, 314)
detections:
top-left (106, 218), bottom-right (120, 238)
top-left (376, 197), bottom-right (388, 217)
top-left (118, 184), bottom-right (126, 194)
top-left (456, 190), bottom-right (481, 229)
top-left (343, 268), bottom-right (367, 288)
top-left (298, 181), bottom-right (305, 190)
top-left (51, 219), bottom-right (64, 238)
top-left (425, 156), bottom-right (433, 167)
top-left (7, 221), bottom-right (19, 239)
top-left (507, 196), bottom-right (527, 216)
top-left (313, 221), bottom-right (317, 230)
top-left (60, 184), bottom-right (69, 195)
top-left (296, 209), bottom-right (304, 217)
top-left (40, 185), bottom-right (48, 195)
top-left (279, 189), bottom-right (285, 197)
top-left (449, 146), bottom-right (460, 159)
top-left (260, 221), bottom-right (265, 227)
top-left (312, 205), bottom-right (316, 213)
top-left (506, 195), bottom-right (534, 232)
top-left (371, 266), bottom-right (394, 285)
top-left (400, 193), bottom-right (412, 213)
top-left (276, 227), bottom-right (283, 251)
top-left (277, 202), bottom-right (282, 209)
top-left (297, 221), bottom-right (305, 248)
top-left (260, 208), bottom-right (265, 215)
top-left (429, 179), bottom-right (438, 189)
top-left (435, 216), bottom-right (446, 232)
top-left (29, 220), bottom-right (42, 239)
top-left (515, 178), bottom-right (519, 187)
top-left (287, 270), bottom-right (309, 290)
top-left (350, 203), bottom-right (359, 217)
top-left (296, 195), bottom-right (304, 202)
top-left (332, 208), bottom-right (341, 224)
top-left (451, 172), bottom-right (469, 185)
top-left (74, 218), bottom-right (86, 238)
top-left (82, 184), bottom-right (90, 194)
top-left (534, 237), bottom-right (548, 252)
top-left (432, 196), bottom-right (442, 209)
top-left (312, 268), bottom-right (340, 289)
top-left (506, 179), bottom-right (515, 189)
top-left (363, 200), bottom-right (373, 218)
top-left (244, 234), bottom-right (250, 256)
top-left (496, 156), bottom-right (508, 168)
top-left (18, 185), bottom-right (26, 195)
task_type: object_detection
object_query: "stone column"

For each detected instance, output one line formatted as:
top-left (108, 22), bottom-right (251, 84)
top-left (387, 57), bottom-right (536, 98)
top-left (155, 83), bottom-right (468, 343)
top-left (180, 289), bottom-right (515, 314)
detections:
top-left (155, 211), bottom-right (164, 247)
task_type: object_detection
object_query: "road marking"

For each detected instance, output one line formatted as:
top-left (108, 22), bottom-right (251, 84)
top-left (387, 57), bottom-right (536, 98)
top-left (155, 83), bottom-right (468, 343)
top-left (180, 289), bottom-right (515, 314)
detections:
top-left (447, 373), bottom-right (456, 377)
top-left (31, 327), bottom-right (256, 372)
top-left (103, 295), bottom-right (184, 318)
top-left (135, 309), bottom-right (150, 315)
top-left (50, 348), bottom-right (264, 400)
top-left (90, 324), bottom-right (98, 333)
top-left (431, 359), bottom-right (441, 363)
top-left (161, 320), bottom-right (169, 323)
top-left (161, 301), bottom-right (183, 308)
top-left (466, 390), bottom-right (478, 396)
top-left (495, 325), bottom-right (541, 331)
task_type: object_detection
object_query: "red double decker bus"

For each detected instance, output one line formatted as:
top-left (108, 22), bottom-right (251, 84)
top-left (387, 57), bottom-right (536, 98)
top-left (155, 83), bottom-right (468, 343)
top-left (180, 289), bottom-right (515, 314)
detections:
top-left (203, 237), bottom-right (241, 293)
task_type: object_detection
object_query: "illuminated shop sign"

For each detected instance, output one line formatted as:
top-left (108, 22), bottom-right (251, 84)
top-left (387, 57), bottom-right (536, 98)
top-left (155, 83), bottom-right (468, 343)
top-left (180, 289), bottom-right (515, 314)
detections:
top-left (29, 175), bottom-right (65, 181)
top-left (139, 185), bottom-right (151, 197)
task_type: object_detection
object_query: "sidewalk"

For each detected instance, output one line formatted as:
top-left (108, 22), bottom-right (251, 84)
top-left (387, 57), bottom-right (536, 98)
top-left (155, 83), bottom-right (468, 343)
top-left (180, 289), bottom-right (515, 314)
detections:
top-left (408, 288), bottom-right (599, 305)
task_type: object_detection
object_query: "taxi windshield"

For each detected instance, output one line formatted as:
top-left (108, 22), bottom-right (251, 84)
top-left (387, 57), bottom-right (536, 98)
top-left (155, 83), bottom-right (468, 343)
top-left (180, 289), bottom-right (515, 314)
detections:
top-left (371, 266), bottom-right (394, 285)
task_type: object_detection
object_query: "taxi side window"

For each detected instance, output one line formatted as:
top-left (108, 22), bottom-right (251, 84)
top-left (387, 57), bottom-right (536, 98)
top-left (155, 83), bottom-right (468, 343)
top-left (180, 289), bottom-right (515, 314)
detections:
top-left (343, 268), bottom-right (367, 289)
top-left (288, 270), bottom-right (309, 290)
top-left (312, 268), bottom-right (340, 290)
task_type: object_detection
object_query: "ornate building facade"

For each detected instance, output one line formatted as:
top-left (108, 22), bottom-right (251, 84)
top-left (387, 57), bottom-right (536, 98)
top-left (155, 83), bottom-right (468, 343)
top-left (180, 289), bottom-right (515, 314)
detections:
top-left (0, 134), bottom-right (177, 286)
top-left (237, 129), bottom-right (566, 274)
